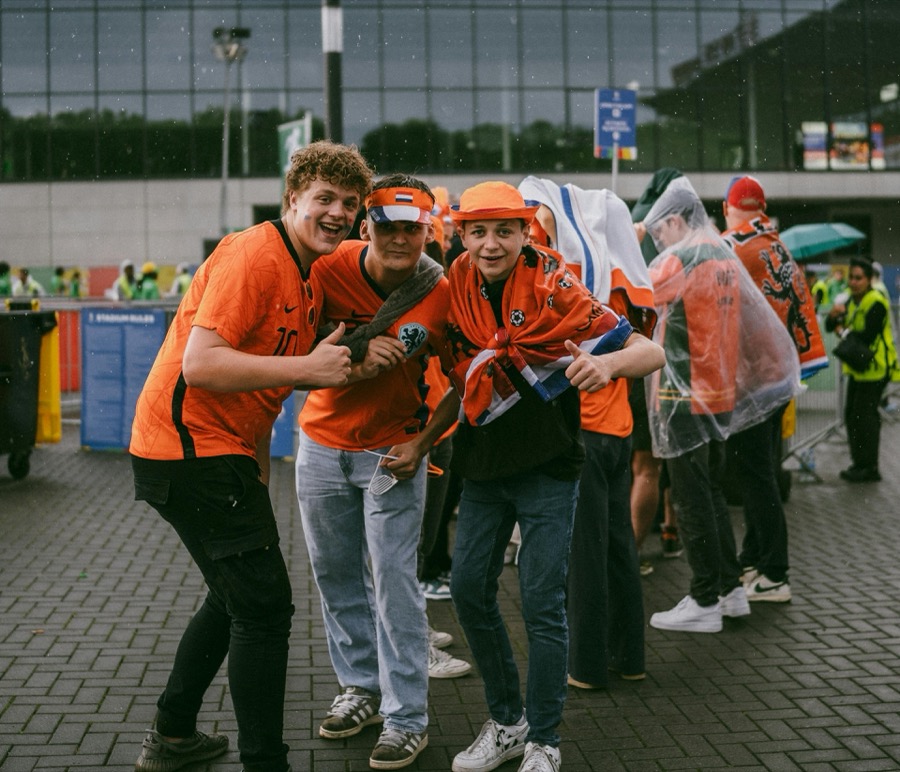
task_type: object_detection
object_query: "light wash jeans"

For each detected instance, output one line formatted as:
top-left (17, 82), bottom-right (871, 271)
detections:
top-left (295, 429), bottom-right (429, 733)
top-left (450, 471), bottom-right (579, 748)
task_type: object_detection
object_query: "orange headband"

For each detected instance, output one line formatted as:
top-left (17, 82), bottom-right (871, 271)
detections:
top-left (365, 187), bottom-right (433, 224)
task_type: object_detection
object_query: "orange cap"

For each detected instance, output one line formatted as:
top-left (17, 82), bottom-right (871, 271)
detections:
top-left (450, 181), bottom-right (540, 224)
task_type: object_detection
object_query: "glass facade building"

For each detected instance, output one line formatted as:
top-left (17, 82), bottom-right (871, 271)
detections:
top-left (1, 0), bottom-right (898, 182)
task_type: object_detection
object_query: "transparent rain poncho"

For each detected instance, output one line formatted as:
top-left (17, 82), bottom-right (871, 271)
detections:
top-left (641, 178), bottom-right (801, 458)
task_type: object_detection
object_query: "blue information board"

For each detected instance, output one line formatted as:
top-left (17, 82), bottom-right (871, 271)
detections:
top-left (80, 308), bottom-right (166, 450)
top-left (270, 391), bottom-right (297, 459)
top-left (594, 88), bottom-right (638, 159)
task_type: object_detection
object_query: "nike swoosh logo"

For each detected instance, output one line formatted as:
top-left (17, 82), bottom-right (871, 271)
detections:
top-left (751, 582), bottom-right (785, 593)
top-left (284, 304), bottom-right (298, 313)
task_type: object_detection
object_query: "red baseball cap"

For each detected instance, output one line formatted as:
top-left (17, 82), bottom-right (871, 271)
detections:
top-left (725, 175), bottom-right (766, 211)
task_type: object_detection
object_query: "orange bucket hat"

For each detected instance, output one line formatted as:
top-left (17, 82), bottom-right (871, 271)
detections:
top-left (450, 181), bottom-right (540, 224)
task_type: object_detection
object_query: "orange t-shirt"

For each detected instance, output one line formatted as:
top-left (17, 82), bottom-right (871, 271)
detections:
top-left (568, 264), bottom-right (633, 437)
top-left (301, 241), bottom-right (450, 450)
top-left (130, 220), bottom-right (319, 460)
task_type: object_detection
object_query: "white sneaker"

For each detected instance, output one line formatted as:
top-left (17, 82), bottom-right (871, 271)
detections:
top-left (428, 644), bottom-right (472, 679)
top-left (745, 574), bottom-right (792, 603)
top-left (420, 579), bottom-right (452, 600)
top-left (428, 625), bottom-right (453, 649)
top-left (452, 716), bottom-right (528, 772)
top-left (518, 742), bottom-right (561, 772)
top-left (650, 595), bottom-right (722, 633)
top-left (741, 566), bottom-right (759, 586)
top-left (720, 585), bottom-right (751, 618)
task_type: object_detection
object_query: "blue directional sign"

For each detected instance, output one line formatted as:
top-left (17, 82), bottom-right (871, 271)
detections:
top-left (594, 88), bottom-right (637, 159)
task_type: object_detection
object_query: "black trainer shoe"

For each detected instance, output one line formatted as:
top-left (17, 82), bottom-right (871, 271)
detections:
top-left (319, 686), bottom-right (383, 739)
top-left (134, 729), bottom-right (228, 772)
top-left (660, 525), bottom-right (684, 558)
top-left (369, 727), bottom-right (428, 769)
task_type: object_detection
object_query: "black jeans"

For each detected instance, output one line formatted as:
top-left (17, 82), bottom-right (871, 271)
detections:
top-left (567, 432), bottom-right (644, 685)
top-left (132, 454), bottom-right (293, 772)
top-left (730, 405), bottom-right (789, 582)
top-left (845, 377), bottom-right (887, 471)
top-left (666, 441), bottom-right (741, 607)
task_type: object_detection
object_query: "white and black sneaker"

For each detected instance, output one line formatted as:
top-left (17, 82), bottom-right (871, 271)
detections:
top-left (452, 716), bottom-right (528, 772)
top-left (518, 742), bottom-right (561, 772)
top-left (319, 686), bottom-right (383, 739)
top-left (745, 574), bottom-right (792, 603)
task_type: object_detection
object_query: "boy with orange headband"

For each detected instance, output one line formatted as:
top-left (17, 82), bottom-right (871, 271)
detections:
top-left (296, 174), bottom-right (463, 770)
top-left (445, 182), bottom-right (664, 772)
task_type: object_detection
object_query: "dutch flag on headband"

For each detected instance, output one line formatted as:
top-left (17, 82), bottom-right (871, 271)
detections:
top-left (394, 192), bottom-right (414, 203)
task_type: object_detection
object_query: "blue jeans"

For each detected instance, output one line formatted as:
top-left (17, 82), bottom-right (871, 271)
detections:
top-left (295, 430), bottom-right (429, 733)
top-left (131, 454), bottom-right (292, 772)
top-left (450, 472), bottom-right (578, 748)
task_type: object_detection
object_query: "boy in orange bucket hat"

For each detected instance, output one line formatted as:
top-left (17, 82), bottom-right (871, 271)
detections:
top-left (444, 182), bottom-right (664, 772)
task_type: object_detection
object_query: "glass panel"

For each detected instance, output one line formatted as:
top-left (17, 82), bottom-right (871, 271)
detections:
top-left (522, 89), bottom-right (565, 129)
top-left (286, 6), bottom-right (322, 90)
top-left (346, 89), bottom-right (382, 149)
top-left (428, 10), bottom-right (472, 88)
top-left (49, 93), bottom-right (96, 179)
top-left (147, 93), bottom-right (193, 177)
top-left (870, 0), bottom-right (900, 169)
top-left (237, 8), bottom-right (286, 91)
top-left (382, 8), bottom-right (427, 88)
top-left (98, 10), bottom-right (143, 92)
top-left (430, 89), bottom-right (474, 132)
top-left (2, 96), bottom-right (49, 180)
top-left (344, 9), bottom-right (380, 88)
top-left (655, 10), bottom-right (699, 90)
top-left (98, 93), bottom-right (145, 178)
top-left (611, 8), bottom-right (653, 89)
top-left (2, 10), bottom-right (47, 94)
top-left (146, 9), bottom-right (191, 90)
top-left (49, 11), bottom-right (96, 92)
top-left (631, 101), bottom-right (659, 172)
top-left (566, 9), bottom-right (609, 89)
top-left (474, 9), bottom-right (518, 89)
top-left (522, 9), bottom-right (563, 88)
top-left (696, 9), bottom-right (742, 171)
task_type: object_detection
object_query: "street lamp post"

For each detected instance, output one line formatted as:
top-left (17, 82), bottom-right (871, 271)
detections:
top-left (212, 26), bottom-right (250, 236)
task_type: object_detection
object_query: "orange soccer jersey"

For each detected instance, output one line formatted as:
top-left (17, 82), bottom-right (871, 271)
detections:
top-left (129, 220), bottom-right (320, 460)
top-left (301, 241), bottom-right (450, 451)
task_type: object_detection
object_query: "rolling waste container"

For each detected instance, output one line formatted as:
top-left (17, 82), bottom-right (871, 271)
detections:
top-left (0, 310), bottom-right (58, 479)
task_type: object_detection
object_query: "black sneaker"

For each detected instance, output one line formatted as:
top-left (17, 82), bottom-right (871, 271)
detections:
top-left (369, 727), bottom-right (428, 770)
top-left (840, 466), bottom-right (881, 483)
top-left (660, 526), bottom-right (683, 558)
top-left (319, 686), bottom-right (383, 739)
top-left (134, 729), bottom-right (228, 772)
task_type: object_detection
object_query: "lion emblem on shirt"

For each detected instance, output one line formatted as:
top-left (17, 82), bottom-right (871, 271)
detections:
top-left (398, 323), bottom-right (428, 355)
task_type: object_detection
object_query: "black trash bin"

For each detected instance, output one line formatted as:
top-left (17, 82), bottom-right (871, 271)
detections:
top-left (0, 310), bottom-right (58, 479)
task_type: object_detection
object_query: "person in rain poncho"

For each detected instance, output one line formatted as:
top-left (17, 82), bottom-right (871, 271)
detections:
top-left (643, 177), bottom-right (800, 635)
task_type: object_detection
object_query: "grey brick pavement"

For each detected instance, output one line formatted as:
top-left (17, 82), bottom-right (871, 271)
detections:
top-left (2, 416), bottom-right (900, 771)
